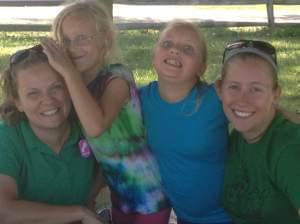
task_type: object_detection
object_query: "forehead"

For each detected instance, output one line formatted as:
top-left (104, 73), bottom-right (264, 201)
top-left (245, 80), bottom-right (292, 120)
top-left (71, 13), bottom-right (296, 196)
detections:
top-left (17, 63), bottom-right (62, 88)
top-left (225, 56), bottom-right (275, 83)
top-left (161, 26), bottom-right (199, 42)
top-left (61, 13), bottom-right (97, 36)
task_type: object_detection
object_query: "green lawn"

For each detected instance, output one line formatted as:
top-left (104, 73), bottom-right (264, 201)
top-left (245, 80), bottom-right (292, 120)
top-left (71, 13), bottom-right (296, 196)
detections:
top-left (1, 25), bottom-right (300, 111)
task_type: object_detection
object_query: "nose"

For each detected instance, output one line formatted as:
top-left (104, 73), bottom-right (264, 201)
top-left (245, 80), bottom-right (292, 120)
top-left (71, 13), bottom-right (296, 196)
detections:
top-left (170, 46), bottom-right (180, 55)
top-left (40, 92), bottom-right (56, 105)
top-left (237, 89), bottom-right (252, 103)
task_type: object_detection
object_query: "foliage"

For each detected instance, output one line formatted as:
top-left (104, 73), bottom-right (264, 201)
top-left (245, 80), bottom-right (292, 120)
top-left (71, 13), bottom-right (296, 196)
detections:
top-left (1, 26), bottom-right (299, 111)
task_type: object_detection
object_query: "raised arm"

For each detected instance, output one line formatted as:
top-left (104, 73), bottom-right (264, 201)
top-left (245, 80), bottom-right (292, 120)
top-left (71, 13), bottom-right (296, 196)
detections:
top-left (0, 175), bottom-right (102, 224)
top-left (41, 38), bottom-right (130, 138)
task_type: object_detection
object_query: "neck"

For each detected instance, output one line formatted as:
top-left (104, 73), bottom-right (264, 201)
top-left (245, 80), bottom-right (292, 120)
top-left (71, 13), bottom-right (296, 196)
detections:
top-left (31, 123), bottom-right (71, 154)
top-left (158, 79), bottom-right (198, 103)
top-left (82, 62), bottom-right (104, 84)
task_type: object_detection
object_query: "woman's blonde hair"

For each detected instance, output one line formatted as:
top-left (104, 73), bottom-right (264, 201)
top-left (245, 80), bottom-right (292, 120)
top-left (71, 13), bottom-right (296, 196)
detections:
top-left (0, 48), bottom-right (48, 125)
top-left (156, 20), bottom-right (208, 77)
top-left (53, 0), bottom-right (120, 64)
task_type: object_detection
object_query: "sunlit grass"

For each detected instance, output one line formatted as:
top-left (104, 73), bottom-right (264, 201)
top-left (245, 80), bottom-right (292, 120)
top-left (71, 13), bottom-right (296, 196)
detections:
top-left (1, 26), bottom-right (300, 111)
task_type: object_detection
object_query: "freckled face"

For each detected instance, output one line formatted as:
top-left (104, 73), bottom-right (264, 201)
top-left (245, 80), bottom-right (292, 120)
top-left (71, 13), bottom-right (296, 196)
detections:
top-left (153, 27), bottom-right (204, 86)
top-left (219, 57), bottom-right (280, 140)
top-left (61, 14), bottom-right (107, 83)
top-left (15, 62), bottom-right (72, 134)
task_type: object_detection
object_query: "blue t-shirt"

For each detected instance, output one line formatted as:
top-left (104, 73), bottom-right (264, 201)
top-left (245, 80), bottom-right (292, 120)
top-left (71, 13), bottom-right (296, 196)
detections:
top-left (139, 81), bottom-right (231, 223)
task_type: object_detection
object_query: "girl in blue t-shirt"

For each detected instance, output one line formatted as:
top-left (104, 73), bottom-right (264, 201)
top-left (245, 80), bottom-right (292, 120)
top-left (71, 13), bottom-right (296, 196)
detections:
top-left (139, 20), bottom-right (233, 224)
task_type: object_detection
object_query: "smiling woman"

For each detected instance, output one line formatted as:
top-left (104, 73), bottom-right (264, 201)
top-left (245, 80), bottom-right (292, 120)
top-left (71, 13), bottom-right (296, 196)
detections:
top-left (216, 39), bottom-right (300, 224)
top-left (0, 45), bottom-right (102, 224)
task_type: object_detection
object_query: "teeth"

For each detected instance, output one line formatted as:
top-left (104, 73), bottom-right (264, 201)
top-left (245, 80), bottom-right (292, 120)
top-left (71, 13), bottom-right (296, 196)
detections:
top-left (42, 109), bottom-right (58, 116)
top-left (165, 58), bottom-right (181, 67)
top-left (234, 110), bottom-right (253, 118)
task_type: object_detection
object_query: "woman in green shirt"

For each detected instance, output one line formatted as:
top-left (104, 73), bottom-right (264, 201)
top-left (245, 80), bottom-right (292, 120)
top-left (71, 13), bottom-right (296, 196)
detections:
top-left (216, 39), bottom-right (300, 224)
top-left (0, 45), bottom-right (102, 224)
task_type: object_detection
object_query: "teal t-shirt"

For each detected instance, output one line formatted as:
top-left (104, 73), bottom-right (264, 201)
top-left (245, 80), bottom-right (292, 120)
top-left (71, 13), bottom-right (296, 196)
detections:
top-left (0, 120), bottom-right (96, 205)
top-left (223, 113), bottom-right (300, 224)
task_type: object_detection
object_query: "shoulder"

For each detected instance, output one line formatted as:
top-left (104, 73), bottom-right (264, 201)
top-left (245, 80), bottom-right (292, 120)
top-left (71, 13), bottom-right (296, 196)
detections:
top-left (259, 113), bottom-right (300, 170)
top-left (271, 113), bottom-right (300, 148)
top-left (0, 121), bottom-right (21, 141)
top-left (205, 83), bottom-right (221, 101)
top-left (106, 64), bottom-right (134, 84)
top-left (0, 121), bottom-right (25, 178)
top-left (138, 81), bottom-right (158, 98)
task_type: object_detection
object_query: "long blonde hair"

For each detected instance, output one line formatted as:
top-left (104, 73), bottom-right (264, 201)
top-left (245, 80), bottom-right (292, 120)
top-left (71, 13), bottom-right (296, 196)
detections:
top-left (53, 0), bottom-right (120, 65)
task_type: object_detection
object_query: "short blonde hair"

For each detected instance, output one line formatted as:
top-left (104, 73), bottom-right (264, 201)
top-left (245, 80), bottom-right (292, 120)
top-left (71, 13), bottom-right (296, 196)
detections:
top-left (53, 0), bottom-right (120, 65)
top-left (157, 20), bottom-right (208, 76)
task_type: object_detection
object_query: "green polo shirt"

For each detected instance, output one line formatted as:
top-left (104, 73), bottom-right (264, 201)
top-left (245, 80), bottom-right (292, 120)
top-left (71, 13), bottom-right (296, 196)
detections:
top-left (223, 113), bottom-right (300, 224)
top-left (0, 120), bottom-right (96, 205)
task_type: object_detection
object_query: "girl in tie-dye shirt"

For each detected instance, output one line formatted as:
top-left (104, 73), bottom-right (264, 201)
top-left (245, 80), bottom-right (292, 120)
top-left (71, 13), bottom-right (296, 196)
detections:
top-left (42, 1), bottom-right (170, 224)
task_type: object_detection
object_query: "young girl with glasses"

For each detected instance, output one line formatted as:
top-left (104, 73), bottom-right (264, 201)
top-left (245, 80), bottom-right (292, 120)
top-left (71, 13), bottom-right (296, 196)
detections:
top-left (139, 20), bottom-right (233, 224)
top-left (41, 1), bottom-right (170, 224)
top-left (216, 39), bottom-right (300, 224)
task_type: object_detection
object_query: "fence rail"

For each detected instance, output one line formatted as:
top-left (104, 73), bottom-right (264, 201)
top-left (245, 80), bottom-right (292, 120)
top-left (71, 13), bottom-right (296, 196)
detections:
top-left (0, 0), bottom-right (63, 6)
top-left (0, 0), bottom-right (299, 30)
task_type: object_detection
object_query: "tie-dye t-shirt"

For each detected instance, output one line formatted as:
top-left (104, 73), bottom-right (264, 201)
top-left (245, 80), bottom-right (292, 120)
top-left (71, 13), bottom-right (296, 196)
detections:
top-left (86, 64), bottom-right (169, 214)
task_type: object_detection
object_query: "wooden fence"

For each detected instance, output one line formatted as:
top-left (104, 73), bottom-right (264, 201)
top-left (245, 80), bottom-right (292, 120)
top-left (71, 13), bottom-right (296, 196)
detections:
top-left (0, 0), bottom-right (299, 31)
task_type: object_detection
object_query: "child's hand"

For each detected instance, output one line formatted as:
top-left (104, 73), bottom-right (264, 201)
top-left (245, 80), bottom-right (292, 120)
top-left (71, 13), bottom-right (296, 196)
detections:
top-left (81, 207), bottom-right (103, 224)
top-left (41, 37), bottom-right (79, 81)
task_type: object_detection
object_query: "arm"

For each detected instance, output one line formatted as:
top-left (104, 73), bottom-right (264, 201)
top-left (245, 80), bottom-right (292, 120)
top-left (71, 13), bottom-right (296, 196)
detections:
top-left (277, 106), bottom-right (300, 124)
top-left (42, 39), bottom-right (130, 138)
top-left (0, 175), bottom-right (102, 224)
top-left (87, 169), bottom-right (107, 210)
top-left (272, 142), bottom-right (300, 217)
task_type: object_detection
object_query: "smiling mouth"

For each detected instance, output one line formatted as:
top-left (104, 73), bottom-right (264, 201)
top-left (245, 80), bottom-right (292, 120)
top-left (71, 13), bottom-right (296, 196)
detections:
top-left (71, 55), bottom-right (84, 62)
top-left (233, 109), bottom-right (254, 118)
top-left (41, 108), bottom-right (59, 116)
top-left (164, 58), bottom-right (182, 68)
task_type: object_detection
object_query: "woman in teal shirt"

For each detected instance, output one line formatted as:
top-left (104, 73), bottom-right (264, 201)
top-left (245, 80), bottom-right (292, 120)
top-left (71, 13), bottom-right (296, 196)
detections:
top-left (0, 45), bottom-right (101, 224)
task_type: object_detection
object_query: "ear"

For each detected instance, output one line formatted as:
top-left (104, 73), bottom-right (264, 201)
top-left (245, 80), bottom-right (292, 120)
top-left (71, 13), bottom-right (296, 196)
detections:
top-left (200, 62), bottom-right (207, 76)
top-left (273, 85), bottom-right (282, 105)
top-left (104, 31), bottom-right (113, 50)
top-left (214, 79), bottom-right (223, 100)
top-left (14, 98), bottom-right (24, 112)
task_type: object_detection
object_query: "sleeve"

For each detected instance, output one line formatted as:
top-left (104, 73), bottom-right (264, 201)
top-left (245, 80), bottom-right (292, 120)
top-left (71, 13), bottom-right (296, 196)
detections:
top-left (273, 144), bottom-right (300, 208)
top-left (0, 126), bottom-right (21, 181)
top-left (107, 64), bottom-right (135, 85)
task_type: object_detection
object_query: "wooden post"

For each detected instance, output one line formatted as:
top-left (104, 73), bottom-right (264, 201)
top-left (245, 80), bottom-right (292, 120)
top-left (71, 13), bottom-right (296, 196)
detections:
top-left (266, 0), bottom-right (274, 26)
top-left (102, 0), bottom-right (113, 17)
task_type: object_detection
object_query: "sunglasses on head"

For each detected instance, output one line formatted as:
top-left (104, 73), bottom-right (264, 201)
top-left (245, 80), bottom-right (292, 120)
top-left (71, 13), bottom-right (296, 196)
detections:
top-left (222, 39), bottom-right (277, 66)
top-left (10, 44), bottom-right (43, 67)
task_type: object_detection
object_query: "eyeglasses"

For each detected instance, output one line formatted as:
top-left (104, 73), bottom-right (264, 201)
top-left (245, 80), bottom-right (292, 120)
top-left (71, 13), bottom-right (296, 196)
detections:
top-left (61, 34), bottom-right (97, 48)
top-left (222, 39), bottom-right (277, 66)
top-left (10, 44), bottom-right (43, 67)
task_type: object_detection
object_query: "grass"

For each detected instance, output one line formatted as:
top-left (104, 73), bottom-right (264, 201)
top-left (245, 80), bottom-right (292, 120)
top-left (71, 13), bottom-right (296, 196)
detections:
top-left (1, 26), bottom-right (300, 111)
